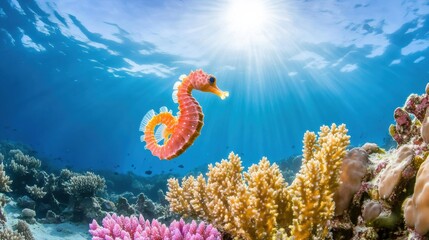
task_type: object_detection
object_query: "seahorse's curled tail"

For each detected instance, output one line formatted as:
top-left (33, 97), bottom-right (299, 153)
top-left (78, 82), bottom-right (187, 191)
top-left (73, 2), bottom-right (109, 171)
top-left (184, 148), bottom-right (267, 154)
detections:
top-left (140, 106), bottom-right (178, 160)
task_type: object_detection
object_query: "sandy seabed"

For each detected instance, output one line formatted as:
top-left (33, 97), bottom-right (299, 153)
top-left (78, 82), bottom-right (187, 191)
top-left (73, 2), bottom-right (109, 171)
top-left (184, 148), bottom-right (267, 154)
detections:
top-left (5, 201), bottom-right (88, 240)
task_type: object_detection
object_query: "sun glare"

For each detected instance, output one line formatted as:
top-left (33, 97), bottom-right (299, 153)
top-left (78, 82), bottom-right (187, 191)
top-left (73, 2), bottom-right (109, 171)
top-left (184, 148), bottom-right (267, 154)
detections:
top-left (225, 0), bottom-right (269, 36)
top-left (221, 0), bottom-right (279, 50)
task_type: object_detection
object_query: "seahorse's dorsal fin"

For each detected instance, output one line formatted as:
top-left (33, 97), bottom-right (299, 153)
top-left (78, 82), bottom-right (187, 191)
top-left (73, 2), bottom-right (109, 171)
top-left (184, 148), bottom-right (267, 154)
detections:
top-left (171, 74), bottom-right (186, 103)
top-left (172, 90), bottom-right (178, 103)
top-left (154, 124), bottom-right (166, 143)
top-left (172, 80), bottom-right (182, 103)
top-left (159, 106), bottom-right (172, 114)
top-left (173, 81), bottom-right (181, 90)
top-left (140, 109), bottom-right (155, 132)
top-left (179, 74), bottom-right (187, 81)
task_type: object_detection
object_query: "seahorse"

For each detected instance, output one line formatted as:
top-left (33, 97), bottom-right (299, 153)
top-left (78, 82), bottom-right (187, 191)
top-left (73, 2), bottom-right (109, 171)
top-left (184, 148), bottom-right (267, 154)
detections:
top-left (139, 69), bottom-right (229, 160)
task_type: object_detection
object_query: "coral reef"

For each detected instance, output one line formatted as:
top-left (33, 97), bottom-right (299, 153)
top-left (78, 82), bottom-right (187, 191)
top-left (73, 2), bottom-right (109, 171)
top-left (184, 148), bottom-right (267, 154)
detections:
top-left (167, 152), bottom-right (291, 239)
top-left (21, 208), bottom-right (36, 224)
top-left (377, 144), bottom-right (414, 200)
top-left (24, 185), bottom-right (46, 200)
top-left (389, 83), bottom-right (429, 146)
top-left (403, 154), bottom-right (429, 235)
top-left (3, 149), bottom-right (47, 201)
top-left (288, 124), bottom-right (350, 239)
top-left (0, 84), bottom-right (427, 239)
top-left (166, 124), bottom-right (350, 239)
top-left (8, 150), bottom-right (41, 177)
top-left (0, 194), bottom-right (9, 224)
top-left (0, 142), bottom-right (177, 240)
top-left (0, 227), bottom-right (23, 240)
top-left (16, 196), bottom-right (35, 210)
top-left (0, 154), bottom-right (12, 193)
top-left (116, 196), bottom-right (135, 216)
top-left (89, 213), bottom-right (221, 240)
top-left (334, 148), bottom-right (369, 216)
top-left (64, 172), bottom-right (106, 199)
top-left (362, 200), bottom-right (382, 223)
top-left (15, 220), bottom-right (35, 240)
top-left (326, 83), bottom-right (429, 239)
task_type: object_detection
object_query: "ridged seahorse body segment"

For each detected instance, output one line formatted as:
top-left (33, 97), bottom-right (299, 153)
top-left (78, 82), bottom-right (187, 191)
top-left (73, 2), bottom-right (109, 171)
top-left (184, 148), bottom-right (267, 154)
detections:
top-left (140, 69), bottom-right (228, 160)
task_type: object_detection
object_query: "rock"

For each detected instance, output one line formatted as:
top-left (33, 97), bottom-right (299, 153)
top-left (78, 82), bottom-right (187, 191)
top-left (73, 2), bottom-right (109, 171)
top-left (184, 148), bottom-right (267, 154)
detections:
top-left (77, 197), bottom-right (105, 222)
top-left (363, 201), bottom-right (382, 223)
top-left (21, 208), bottom-right (36, 224)
top-left (99, 198), bottom-right (116, 212)
top-left (361, 143), bottom-right (381, 154)
top-left (17, 195), bottom-right (36, 210)
top-left (116, 196), bottom-right (135, 216)
top-left (45, 210), bottom-right (61, 224)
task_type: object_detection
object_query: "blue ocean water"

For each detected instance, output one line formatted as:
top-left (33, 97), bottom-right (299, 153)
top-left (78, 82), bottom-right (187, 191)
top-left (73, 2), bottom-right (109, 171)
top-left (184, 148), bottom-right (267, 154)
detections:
top-left (0, 0), bottom-right (428, 176)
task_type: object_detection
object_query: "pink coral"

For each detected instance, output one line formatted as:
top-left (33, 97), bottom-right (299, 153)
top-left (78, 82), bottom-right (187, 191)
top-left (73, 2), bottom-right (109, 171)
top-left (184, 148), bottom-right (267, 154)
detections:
top-left (89, 213), bottom-right (221, 240)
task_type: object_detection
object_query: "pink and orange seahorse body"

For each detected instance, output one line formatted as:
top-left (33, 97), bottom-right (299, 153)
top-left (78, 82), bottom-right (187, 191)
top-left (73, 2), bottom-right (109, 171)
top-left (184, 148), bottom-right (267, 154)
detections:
top-left (139, 69), bottom-right (229, 160)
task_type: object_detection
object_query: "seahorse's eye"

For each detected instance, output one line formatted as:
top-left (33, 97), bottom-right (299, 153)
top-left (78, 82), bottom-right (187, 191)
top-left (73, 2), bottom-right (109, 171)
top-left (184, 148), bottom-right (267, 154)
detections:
top-left (209, 76), bottom-right (216, 84)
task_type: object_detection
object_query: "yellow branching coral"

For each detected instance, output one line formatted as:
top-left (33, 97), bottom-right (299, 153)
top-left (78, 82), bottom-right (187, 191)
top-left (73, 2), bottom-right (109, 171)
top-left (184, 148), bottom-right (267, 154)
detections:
top-left (288, 123), bottom-right (350, 239)
top-left (166, 152), bottom-right (291, 240)
top-left (302, 131), bottom-right (317, 164)
top-left (166, 123), bottom-right (350, 240)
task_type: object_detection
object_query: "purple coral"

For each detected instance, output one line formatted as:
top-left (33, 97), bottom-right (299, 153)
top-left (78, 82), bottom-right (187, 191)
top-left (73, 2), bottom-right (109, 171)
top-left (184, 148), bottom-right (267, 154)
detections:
top-left (404, 94), bottom-right (429, 122)
top-left (392, 108), bottom-right (413, 144)
top-left (390, 84), bottom-right (429, 145)
top-left (89, 213), bottom-right (221, 240)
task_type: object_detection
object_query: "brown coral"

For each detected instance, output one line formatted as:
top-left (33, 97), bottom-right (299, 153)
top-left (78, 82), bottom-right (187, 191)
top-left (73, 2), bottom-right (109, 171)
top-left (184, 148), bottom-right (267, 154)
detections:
top-left (15, 220), bottom-right (35, 240)
top-left (0, 227), bottom-right (23, 240)
top-left (377, 145), bottom-right (414, 199)
top-left (334, 148), bottom-right (369, 216)
top-left (8, 150), bottom-right (41, 176)
top-left (25, 185), bottom-right (46, 199)
top-left (63, 172), bottom-right (106, 198)
top-left (403, 156), bottom-right (429, 235)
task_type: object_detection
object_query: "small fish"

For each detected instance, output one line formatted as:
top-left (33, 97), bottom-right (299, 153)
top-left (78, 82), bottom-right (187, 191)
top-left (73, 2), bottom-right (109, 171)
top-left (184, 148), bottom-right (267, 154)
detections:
top-left (178, 164), bottom-right (184, 168)
top-left (114, 164), bottom-right (120, 168)
top-left (127, 153), bottom-right (130, 156)
top-left (145, 170), bottom-right (152, 175)
top-left (291, 145), bottom-right (295, 149)
top-left (131, 164), bottom-right (135, 167)
top-left (114, 172), bottom-right (119, 175)
top-left (169, 168), bottom-right (173, 172)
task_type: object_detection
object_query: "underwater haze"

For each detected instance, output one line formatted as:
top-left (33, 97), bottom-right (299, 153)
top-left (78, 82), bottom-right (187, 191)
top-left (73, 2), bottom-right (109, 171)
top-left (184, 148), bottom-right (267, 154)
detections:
top-left (2, 0), bottom-right (429, 239)
top-left (0, 0), bottom-right (428, 175)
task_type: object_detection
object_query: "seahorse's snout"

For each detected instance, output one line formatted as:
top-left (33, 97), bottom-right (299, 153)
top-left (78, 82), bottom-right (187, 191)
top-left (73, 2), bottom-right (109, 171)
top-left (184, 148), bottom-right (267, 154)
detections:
top-left (206, 85), bottom-right (229, 100)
